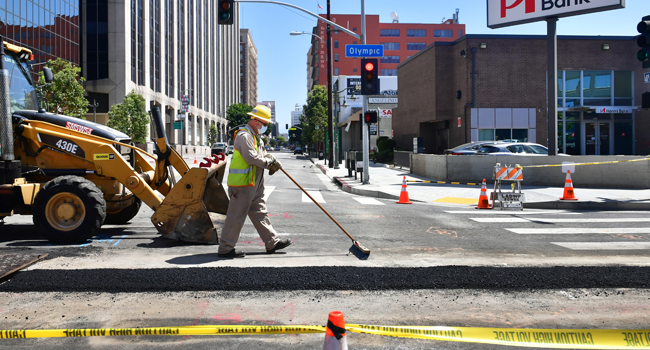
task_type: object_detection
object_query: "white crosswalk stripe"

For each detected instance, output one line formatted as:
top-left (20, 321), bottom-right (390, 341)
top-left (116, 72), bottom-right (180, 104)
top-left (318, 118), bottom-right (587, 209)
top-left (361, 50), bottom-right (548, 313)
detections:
top-left (472, 218), bottom-right (650, 223)
top-left (551, 242), bottom-right (650, 250)
top-left (507, 228), bottom-right (650, 234)
top-left (302, 190), bottom-right (326, 203)
top-left (353, 197), bottom-right (385, 205)
top-left (263, 186), bottom-right (276, 202)
top-left (445, 210), bottom-right (580, 215)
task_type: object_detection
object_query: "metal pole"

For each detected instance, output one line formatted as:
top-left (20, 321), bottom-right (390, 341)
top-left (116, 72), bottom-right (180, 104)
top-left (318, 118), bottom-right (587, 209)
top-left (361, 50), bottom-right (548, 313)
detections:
top-left (361, 0), bottom-right (369, 184)
top-left (327, 0), bottom-right (333, 168)
top-left (547, 18), bottom-right (558, 156)
top-left (89, 99), bottom-right (99, 123)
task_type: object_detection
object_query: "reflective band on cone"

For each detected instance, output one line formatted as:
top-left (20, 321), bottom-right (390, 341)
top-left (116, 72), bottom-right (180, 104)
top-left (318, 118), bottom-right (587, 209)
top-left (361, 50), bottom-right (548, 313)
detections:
top-left (323, 311), bottom-right (347, 350)
top-left (475, 179), bottom-right (491, 209)
top-left (193, 154), bottom-right (198, 165)
top-left (560, 170), bottom-right (578, 200)
top-left (396, 176), bottom-right (413, 204)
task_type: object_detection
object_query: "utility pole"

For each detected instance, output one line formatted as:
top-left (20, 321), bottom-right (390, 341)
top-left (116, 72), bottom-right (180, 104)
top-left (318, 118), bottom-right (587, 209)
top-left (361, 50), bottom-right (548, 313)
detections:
top-left (327, 0), bottom-right (333, 168)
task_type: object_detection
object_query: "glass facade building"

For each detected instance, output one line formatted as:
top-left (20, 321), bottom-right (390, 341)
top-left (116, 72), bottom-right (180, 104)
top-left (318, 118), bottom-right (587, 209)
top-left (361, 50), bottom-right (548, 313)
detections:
top-left (1, 0), bottom-right (80, 66)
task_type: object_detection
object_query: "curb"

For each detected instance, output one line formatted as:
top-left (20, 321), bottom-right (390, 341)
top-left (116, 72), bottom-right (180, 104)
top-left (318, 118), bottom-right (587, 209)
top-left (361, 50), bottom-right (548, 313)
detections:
top-left (524, 200), bottom-right (650, 211)
top-left (333, 176), bottom-right (404, 201)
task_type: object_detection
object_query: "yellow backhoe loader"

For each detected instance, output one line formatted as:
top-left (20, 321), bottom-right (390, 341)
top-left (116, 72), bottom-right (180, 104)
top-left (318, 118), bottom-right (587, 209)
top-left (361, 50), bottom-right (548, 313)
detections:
top-left (0, 39), bottom-right (229, 244)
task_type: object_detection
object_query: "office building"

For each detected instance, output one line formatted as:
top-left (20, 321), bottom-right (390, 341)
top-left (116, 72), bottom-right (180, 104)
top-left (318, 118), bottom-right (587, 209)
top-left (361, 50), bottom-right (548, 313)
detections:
top-left (240, 28), bottom-right (258, 107)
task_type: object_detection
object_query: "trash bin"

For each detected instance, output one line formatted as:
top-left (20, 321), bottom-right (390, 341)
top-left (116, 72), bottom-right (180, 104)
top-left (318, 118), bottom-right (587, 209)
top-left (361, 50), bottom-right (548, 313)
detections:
top-left (318, 151), bottom-right (324, 160)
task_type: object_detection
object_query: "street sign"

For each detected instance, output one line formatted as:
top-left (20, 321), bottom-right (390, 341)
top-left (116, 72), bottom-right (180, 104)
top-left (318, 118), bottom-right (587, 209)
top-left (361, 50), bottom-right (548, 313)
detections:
top-left (173, 121), bottom-right (184, 130)
top-left (181, 95), bottom-right (190, 105)
top-left (345, 44), bottom-right (383, 58)
top-left (369, 124), bottom-right (377, 135)
top-left (645, 72), bottom-right (650, 83)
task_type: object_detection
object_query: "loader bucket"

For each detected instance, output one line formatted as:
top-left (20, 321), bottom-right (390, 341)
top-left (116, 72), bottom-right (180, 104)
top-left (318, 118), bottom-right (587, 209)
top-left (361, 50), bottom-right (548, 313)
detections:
top-left (151, 160), bottom-right (229, 244)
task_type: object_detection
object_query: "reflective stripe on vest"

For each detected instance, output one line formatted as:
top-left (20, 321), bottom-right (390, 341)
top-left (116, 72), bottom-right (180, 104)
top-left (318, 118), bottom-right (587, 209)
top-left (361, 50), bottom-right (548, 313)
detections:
top-left (227, 127), bottom-right (258, 187)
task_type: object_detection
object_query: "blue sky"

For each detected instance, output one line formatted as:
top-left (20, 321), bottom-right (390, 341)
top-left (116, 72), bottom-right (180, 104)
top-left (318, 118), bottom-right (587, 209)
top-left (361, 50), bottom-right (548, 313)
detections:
top-left (239, 0), bottom-right (645, 134)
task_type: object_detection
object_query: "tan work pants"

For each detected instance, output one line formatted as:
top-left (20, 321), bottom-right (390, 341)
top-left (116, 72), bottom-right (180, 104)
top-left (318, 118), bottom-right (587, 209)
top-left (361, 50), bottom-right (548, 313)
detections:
top-left (218, 174), bottom-right (280, 254)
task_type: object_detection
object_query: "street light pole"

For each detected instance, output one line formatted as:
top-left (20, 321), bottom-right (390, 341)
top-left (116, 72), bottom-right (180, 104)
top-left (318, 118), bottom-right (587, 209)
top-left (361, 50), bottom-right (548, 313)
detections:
top-left (326, 0), bottom-right (333, 168)
top-left (88, 99), bottom-right (99, 123)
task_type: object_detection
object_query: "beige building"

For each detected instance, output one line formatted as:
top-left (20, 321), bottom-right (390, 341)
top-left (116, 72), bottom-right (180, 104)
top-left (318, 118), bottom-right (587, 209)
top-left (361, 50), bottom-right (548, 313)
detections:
top-left (240, 29), bottom-right (258, 107)
top-left (82, 0), bottom-right (241, 153)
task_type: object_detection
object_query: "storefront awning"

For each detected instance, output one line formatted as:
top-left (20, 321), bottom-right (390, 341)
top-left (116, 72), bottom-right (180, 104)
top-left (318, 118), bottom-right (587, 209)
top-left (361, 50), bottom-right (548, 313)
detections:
top-left (337, 110), bottom-right (362, 127)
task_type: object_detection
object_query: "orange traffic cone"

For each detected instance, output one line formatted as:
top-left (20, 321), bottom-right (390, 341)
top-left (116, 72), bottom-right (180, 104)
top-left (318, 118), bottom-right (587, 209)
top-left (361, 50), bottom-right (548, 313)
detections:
top-left (560, 171), bottom-right (578, 200)
top-left (475, 179), bottom-right (491, 209)
top-left (323, 311), bottom-right (347, 350)
top-left (193, 154), bottom-right (198, 165)
top-left (396, 176), bottom-right (413, 204)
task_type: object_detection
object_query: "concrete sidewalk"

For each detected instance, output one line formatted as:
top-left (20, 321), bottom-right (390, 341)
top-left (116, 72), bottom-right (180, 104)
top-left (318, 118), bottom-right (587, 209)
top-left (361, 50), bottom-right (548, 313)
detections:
top-left (309, 156), bottom-right (650, 211)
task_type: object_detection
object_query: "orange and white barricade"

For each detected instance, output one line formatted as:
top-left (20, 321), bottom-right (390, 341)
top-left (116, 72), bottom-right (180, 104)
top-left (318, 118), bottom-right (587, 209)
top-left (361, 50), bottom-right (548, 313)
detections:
top-left (492, 163), bottom-right (525, 211)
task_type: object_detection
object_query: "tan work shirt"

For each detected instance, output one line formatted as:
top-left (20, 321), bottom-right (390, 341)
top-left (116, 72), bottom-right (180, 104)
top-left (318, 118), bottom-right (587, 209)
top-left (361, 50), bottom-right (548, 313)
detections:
top-left (234, 125), bottom-right (271, 180)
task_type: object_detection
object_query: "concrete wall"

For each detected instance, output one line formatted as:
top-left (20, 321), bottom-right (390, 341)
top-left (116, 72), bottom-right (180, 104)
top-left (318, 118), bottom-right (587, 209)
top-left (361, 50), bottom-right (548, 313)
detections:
top-left (410, 155), bottom-right (650, 189)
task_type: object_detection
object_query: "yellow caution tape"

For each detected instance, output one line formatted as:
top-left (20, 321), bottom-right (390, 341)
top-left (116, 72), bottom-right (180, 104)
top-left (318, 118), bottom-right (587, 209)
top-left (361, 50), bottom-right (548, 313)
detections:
top-left (0, 325), bottom-right (326, 339)
top-left (521, 157), bottom-right (650, 168)
top-left (346, 324), bottom-right (650, 349)
top-left (3, 323), bottom-right (650, 348)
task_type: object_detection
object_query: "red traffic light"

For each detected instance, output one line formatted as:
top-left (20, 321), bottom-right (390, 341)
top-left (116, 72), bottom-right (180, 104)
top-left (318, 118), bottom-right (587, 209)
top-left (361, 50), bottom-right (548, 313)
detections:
top-left (221, 1), bottom-right (230, 9)
top-left (364, 62), bottom-right (375, 71)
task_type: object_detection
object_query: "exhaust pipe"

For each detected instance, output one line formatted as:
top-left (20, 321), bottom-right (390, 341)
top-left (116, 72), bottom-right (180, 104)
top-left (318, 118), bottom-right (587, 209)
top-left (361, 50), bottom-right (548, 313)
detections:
top-left (0, 37), bottom-right (21, 184)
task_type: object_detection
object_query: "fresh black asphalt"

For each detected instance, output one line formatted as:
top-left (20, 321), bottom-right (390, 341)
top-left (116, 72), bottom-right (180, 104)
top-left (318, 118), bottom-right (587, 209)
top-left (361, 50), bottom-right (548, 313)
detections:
top-left (1, 266), bottom-right (648, 293)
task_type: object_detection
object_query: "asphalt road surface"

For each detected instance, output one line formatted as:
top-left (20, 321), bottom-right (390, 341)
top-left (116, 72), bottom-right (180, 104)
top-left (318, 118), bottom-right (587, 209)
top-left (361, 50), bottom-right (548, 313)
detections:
top-left (1, 151), bottom-right (649, 349)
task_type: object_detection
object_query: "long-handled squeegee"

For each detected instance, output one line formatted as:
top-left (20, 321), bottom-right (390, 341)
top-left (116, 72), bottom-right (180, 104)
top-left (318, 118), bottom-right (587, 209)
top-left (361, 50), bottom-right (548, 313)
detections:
top-left (280, 168), bottom-right (370, 260)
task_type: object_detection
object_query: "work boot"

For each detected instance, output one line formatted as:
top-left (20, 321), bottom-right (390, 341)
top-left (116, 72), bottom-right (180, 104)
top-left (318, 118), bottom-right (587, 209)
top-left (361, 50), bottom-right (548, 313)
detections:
top-left (217, 249), bottom-right (246, 258)
top-left (267, 239), bottom-right (292, 254)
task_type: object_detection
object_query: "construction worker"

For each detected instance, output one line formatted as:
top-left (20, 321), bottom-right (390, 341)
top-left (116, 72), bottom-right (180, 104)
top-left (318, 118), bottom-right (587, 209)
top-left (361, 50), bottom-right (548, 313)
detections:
top-left (218, 105), bottom-right (291, 258)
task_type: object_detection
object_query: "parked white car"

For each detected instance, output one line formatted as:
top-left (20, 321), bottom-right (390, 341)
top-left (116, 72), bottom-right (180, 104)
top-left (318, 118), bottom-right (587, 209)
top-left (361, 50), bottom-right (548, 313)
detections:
top-left (476, 143), bottom-right (569, 156)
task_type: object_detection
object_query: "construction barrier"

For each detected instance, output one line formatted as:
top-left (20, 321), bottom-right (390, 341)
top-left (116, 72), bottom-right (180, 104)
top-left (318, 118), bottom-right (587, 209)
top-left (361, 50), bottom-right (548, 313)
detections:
top-left (2, 324), bottom-right (650, 348)
top-left (520, 156), bottom-right (650, 169)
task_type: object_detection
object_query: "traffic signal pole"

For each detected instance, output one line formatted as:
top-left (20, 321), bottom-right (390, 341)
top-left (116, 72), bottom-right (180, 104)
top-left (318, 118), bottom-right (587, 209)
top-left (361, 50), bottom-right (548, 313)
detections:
top-left (361, 0), bottom-right (369, 184)
top-left (327, 0), bottom-right (334, 168)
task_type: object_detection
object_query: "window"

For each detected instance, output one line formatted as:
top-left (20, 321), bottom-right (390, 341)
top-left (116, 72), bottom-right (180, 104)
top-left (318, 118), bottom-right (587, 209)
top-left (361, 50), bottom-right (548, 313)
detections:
top-left (614, 71), bottom-right (632, 106)
top-left (380, 69), bottom-right (397, 76)
top-left (380, 29), bottom-right (400, 37)
top-left (381, 42), bottom-right (400, 51)
top-left (334, 67), bottom-right (339, 75)
top-left (407, 29), bottom-right (426, 37)
top-left (353, 27), bottom-right (357, 31)
top-left (353, 68), bottom-right (357, 72)
top-left (459, 30), bottom-right (463, 37)
top-left (407, 43), bottom-right (426, 51)
top-left (381, 56), bottom-right (400, 64)
top-left (433, 29), bottom-right (453, 37)
top-left (334, 54), bottom-right (338, 62)
top-left (583, 70), bottom-right (611, 106)
top-left (334, 40), bottom-right (338, 48)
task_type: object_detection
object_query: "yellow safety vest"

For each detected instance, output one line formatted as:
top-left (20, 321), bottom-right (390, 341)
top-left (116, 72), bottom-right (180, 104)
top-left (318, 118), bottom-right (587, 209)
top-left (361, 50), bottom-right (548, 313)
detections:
top-left (227, 127), bottom-right (258, 187)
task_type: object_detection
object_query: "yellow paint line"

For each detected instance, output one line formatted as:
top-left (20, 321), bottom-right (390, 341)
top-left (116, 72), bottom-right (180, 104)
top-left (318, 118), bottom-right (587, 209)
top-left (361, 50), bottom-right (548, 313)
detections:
top-left (433, 197), bottom-right (478, 205)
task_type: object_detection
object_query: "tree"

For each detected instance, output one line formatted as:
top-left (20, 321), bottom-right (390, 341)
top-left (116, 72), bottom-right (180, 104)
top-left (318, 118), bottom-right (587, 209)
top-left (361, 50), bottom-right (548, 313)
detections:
top-left (37, 58), bottom-right (88, 118)
top-left (107, 91), bottom-right (149, 144)
top-left (277, 136), bottom-right (286, 145)
top-left (208, 124), bottom-right (218, 144)
top-left (269, 138), bottom-right (277, 147)
top-left (226, 103), bottom-right (253, 141)
top-left (301, 85), bottom-right (328, 147)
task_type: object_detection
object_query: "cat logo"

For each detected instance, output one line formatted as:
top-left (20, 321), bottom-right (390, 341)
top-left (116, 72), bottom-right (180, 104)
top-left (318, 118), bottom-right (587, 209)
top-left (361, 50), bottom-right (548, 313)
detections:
top-left (93, 153), bottom-right (115, 160)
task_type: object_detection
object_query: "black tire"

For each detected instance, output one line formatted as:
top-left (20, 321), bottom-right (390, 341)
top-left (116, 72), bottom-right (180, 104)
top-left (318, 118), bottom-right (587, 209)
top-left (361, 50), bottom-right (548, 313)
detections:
top-left (104, 197), bottom-right (141, 225)
top-left (33, 175), bottom-right (107, 243)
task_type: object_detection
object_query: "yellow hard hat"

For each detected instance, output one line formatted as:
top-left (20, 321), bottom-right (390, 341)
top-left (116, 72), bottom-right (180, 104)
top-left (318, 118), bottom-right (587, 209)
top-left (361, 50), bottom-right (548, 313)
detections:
top-left (247, 105), bottom-right (272, 124)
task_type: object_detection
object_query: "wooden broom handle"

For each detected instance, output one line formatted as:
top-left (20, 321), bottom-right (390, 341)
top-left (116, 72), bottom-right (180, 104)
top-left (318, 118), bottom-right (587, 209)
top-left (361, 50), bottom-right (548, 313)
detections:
top-left (280, 168), bottom-right (355, 242)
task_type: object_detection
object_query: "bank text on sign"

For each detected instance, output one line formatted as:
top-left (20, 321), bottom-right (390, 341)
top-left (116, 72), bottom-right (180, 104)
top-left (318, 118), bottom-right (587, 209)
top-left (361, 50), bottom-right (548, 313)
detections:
top-left (487, 0), bottom-right (624, 29)
top-left (345, 44), bottom-right (384, 58)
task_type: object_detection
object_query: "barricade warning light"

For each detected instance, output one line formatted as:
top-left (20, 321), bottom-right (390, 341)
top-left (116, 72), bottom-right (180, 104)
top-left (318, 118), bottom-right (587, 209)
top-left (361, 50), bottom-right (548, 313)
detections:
top-left (218, 0), bottom-right (234, 25)
top-left (360, 58), bottom-right (379, 95)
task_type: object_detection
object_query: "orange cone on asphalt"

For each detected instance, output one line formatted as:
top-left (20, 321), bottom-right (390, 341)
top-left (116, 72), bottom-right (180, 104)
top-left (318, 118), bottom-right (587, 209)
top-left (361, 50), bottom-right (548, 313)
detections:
top-left (560, 171), bottom-right (578, 200)
top-left (193, 154), bottom-right (198, 165)
top-left (323, 311), bottom-right (348, 350)
top-left (475, 179), bottom-right (491, 209)
top-left (396, 176), bottom-right (413, 204)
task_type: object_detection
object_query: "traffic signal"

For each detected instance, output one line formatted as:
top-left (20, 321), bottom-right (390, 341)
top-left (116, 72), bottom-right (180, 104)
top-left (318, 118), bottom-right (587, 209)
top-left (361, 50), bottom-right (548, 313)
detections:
top-left (218, 0), bottom-right (234, 25)
top-left (637, 16), bottom-right (650, 68)
top-left (364, 110), bottom-right (378, 124)
top-left (360, 58), bottom-right (379, 95)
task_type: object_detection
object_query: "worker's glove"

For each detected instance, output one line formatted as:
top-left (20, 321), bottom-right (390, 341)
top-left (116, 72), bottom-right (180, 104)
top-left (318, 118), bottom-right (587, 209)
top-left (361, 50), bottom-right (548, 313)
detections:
top-left (265, 154), bottom-right (283, 175)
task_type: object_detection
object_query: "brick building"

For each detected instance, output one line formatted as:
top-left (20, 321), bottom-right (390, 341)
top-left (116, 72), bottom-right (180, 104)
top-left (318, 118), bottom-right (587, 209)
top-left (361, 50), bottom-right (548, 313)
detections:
top-left (307, 13), bottom-right (465, 91)
top-left (395, 34), bottom-right (649, 156)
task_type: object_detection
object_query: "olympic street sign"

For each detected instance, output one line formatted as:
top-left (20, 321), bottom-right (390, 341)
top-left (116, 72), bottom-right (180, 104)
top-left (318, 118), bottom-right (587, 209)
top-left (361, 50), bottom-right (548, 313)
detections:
top-left (345, 44), bottom-right (384, 58)
top-left (487, 0), bottom-right (625, 29)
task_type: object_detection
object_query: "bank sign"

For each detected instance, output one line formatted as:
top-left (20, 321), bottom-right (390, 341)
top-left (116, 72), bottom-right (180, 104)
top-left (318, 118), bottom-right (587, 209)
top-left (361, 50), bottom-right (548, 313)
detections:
top-left (487, 0), bottom-right (625, 29)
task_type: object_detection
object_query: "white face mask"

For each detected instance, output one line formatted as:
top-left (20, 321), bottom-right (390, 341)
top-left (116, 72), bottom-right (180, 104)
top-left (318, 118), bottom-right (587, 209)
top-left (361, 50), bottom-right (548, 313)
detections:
top-left (257, 122), bottom-right (267, 134)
